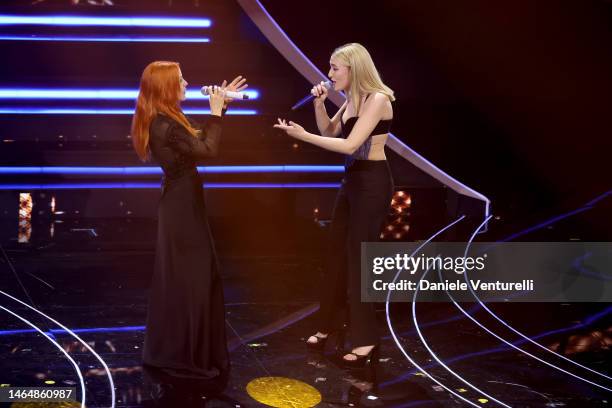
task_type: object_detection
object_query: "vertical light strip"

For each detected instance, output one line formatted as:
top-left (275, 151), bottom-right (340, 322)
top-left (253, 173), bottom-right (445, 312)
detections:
top-left (18, 193), bottom-right (32, 243)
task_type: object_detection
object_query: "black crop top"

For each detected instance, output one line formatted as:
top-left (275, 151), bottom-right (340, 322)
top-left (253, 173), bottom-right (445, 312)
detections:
top-left (339, 95), bottom-right (392, 165)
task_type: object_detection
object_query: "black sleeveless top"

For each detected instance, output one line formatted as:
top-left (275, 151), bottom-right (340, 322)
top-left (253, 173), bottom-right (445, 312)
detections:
top-left (339, 94), bottom-right (392, 166)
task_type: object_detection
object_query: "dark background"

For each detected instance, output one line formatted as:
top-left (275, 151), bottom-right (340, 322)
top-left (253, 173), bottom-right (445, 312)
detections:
top-left (261, 0), bottom-right (612, 215)
top-left (1, 0), bottom-right (611, 242)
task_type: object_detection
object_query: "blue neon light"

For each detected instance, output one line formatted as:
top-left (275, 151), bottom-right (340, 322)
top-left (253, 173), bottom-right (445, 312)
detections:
top-left (0, 108), bottom-right (258, 115)
top-left (0, 166), bottom-right (344, 175)
top-left (51, 326), bottom-right (146, 334)
top-left (206, 183), bottom-right (340, 189)
top-left (0, 182), bottom-right (340, 190)
top-left (0, 15), bottom-right (211, 28)
top-left (3, 306), bottom-right (610, 339)
top-left (0, 88), bottom-right (259, 100)
top-left (201, 165), bottom-right (342, 174)
top-left (0, 36), bottom-right (210, 43)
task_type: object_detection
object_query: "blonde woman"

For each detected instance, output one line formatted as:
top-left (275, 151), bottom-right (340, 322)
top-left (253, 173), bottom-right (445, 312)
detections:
top-left (275, 43), bottom-right (394, 375)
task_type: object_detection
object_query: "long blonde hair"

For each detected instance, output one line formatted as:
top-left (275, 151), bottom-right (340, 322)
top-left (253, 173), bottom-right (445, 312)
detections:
top-left (332, 43), bottom-right (395, 113)
top-left (131, 61), bottom-right (199, 161)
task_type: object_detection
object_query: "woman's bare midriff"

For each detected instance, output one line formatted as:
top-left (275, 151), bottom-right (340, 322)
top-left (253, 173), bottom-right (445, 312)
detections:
top-left (365, 133), bottom-right (388, 160)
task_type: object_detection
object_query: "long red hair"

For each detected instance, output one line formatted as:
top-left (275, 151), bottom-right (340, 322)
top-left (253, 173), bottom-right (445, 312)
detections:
top-left (131, 61), bottom-right (198, 161)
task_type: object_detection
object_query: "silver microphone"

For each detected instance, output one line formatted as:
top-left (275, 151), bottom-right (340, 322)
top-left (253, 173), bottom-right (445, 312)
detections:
top-left (200, 86), bottom-right (249, 100)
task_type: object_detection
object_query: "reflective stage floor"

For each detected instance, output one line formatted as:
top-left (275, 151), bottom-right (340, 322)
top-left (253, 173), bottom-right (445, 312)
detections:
top-left (0, 189), bottom-right (610, 407)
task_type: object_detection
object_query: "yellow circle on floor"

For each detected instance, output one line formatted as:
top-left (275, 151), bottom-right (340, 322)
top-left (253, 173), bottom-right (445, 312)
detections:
top-left (246, 376), bottom-right (321, 408)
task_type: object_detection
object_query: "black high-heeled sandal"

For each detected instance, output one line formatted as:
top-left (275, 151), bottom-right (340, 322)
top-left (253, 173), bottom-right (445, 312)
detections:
top-left (342, 345), bottom-right (379, 382)
top-left (305, 333), bottom-right (329, 351)
top-left (306, 327), bottom-right (347, 354)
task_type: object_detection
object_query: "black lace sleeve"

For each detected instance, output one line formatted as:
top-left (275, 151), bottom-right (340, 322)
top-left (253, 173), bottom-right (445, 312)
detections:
top-left (167, 115), bottom-right (222, 159)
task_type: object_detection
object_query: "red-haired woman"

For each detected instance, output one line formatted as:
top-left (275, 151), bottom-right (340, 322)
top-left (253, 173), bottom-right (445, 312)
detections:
top-left (131, 61), bottom-right (246, 395)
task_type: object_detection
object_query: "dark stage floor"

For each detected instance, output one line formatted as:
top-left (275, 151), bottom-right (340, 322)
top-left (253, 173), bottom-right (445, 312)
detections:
top-left (0, 189), bottom-right (610, 408)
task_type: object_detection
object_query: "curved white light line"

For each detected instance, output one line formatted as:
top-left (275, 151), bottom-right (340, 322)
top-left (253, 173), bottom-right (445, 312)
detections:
top-left (488, 381), bottom-right (554, 404)
top-left (440, 218), bottom-right (612, 392)
top-left (413, 261), bottom-right (511, 404)
top-left (0, 304), bottom-right (86, 408)
top-left (385, 216), bottom-right (486, 407)
top-left (0, 290), bottom-right (116, 407)
top-left (236, 0), bottom-right (490, 221)
top-left (465, 236), bottom-right (612, 381)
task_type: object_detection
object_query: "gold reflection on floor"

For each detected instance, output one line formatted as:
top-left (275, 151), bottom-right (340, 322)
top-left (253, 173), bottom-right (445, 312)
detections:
top-left (246, 376), bottom-right (321, 407)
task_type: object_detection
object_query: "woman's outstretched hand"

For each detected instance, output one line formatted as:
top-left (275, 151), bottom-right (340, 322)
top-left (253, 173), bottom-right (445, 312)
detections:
top-left (273, 118), bottom-right (307, 140)
top-left (221, 75), bottom-right (248, 108)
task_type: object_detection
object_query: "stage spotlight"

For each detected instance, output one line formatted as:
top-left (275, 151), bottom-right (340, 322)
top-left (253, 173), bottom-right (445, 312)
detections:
top-left (380, 190), bottom-right (412, 241)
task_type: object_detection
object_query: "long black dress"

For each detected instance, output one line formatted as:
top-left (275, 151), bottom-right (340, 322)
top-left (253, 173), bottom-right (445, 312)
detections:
top-left (142, 112), bottom-right (229, 393)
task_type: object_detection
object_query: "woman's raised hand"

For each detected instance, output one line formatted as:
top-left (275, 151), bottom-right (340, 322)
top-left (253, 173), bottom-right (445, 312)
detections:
top-left (221, 75), bottom-right (248, 108)
top-left (311, 80), bottom-right (328, 105)
top-left (206, 85), bottom-right (226, 117)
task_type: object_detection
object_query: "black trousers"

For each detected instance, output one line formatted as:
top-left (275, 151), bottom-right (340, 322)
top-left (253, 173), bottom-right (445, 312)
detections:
top-left (317, 160), bottom-right (394, 347)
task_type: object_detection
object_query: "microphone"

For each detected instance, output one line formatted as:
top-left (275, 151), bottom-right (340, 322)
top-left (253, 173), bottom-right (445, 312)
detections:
top-left (200, 86), bottom-right (249, 100)
top-left (291, 81), bottom-right (332, 110)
